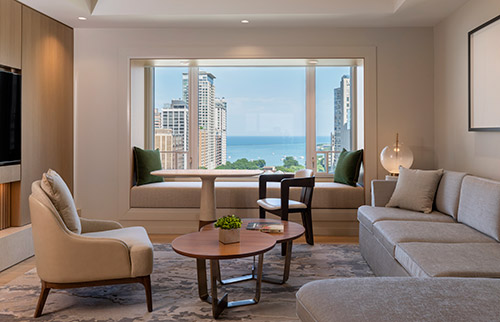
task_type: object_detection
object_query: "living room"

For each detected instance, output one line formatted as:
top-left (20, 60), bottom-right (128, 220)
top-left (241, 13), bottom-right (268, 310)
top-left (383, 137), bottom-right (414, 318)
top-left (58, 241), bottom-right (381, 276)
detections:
top-left (1, 0), bottom-right (500, 320)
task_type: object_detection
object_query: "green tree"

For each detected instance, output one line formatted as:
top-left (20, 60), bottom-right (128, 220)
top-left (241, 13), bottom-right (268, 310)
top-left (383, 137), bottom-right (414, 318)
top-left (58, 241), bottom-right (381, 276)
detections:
top-left (283, 156), bottom-right (299, 168)
top-left (216, 158), bottom-right (266, 170)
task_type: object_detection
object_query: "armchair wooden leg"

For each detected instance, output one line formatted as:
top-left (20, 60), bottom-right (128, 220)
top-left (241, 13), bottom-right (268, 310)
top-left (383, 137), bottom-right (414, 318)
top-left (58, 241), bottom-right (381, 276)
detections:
top-left (34, 281), bottom-right (51, 318)
top-left (141, 275), bottom-right (153, 312)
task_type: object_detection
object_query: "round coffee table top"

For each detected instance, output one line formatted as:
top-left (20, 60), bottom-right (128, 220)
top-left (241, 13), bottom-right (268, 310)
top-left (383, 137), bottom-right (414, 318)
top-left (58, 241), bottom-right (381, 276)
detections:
top-left (171, 229), bottom-right (276, 260)
top-left (201, 218), bottom-right (305, 243)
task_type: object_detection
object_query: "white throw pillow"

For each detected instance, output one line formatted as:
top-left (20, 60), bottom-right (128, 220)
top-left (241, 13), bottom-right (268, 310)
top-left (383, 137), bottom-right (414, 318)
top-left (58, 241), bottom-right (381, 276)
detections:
top-left (386, 167), bottom-right (444, 214)
top-left (40, 169), bottom-right (81, 234)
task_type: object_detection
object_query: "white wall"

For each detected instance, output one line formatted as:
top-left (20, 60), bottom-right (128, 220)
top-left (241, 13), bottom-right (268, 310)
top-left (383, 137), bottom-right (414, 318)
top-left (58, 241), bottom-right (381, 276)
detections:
top-left (74, 27), bottom-right (434, 223)
top-left (434, 1), bottom-right (500, 179)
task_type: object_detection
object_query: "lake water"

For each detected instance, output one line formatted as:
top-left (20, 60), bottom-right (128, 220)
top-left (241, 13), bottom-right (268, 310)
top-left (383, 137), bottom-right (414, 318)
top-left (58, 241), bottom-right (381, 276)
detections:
top-left (226, 136), bottom-right (330, 167)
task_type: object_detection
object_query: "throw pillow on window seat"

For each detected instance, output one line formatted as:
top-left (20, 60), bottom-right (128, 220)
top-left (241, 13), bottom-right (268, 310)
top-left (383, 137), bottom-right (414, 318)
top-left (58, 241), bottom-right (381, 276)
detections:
top-left (386, 166), bottom-right (444, 214)
top-left (133, 146), bottom-right (164, 186)
top-left (334, 148), bottom-right (363, 186)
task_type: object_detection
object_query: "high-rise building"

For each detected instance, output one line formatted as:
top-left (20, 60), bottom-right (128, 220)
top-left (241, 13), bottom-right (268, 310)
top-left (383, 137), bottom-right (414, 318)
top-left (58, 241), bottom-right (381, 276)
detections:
top-left (161, 100), bottom-right (189, 169)
top-left (154, 108), bottom-right (162, 129)
top-left (154, 128), bottom-right (174, 169)
top-left (332, 75), bottom-right (351, 165)
top-left (215, 97), bottom-right (227, 166)
top-left (182, 71), bottom-right (226, 169)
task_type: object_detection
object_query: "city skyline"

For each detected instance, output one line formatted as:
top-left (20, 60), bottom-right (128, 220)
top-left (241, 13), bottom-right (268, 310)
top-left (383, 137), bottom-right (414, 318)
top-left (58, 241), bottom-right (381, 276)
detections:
top-left (154, 66), bottom-right (352, 170)
top-left (154, 66), bottom-right (350, 137)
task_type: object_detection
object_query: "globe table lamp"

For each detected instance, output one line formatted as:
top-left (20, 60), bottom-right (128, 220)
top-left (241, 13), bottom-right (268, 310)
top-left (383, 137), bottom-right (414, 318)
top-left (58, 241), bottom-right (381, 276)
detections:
top-left (380, 133), bottom-right (413, 179)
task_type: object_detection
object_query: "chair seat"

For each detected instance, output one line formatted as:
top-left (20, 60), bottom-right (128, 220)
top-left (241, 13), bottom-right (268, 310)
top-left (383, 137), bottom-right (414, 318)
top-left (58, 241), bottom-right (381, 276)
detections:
top-left (257, 198), bottom-right (307, 211)
top-left (84, 226), bottom-right (153, 277)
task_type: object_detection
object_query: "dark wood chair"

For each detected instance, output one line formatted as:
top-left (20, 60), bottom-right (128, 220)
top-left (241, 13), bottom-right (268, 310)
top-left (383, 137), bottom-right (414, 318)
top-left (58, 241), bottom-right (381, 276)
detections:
top-left (257, 169), bottom-right (315, 246)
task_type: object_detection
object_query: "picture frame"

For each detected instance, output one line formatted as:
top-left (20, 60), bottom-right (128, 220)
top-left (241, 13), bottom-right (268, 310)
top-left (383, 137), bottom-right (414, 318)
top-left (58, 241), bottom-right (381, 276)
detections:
top-left (468, 14), bottom-right (500, 132)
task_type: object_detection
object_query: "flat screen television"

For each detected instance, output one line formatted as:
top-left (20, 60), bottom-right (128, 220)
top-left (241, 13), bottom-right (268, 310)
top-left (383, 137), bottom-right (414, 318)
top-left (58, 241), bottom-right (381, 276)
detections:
top-left (0, 70), bottom-right (21, 166)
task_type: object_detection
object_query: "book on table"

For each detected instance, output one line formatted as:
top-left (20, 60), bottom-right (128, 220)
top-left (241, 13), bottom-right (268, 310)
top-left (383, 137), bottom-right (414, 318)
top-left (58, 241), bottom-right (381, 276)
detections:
top-left (246, 222), bottom-right (284, 233)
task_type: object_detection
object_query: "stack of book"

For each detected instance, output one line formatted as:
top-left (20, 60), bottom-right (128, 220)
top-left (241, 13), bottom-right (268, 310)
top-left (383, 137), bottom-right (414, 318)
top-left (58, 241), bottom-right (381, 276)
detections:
top-left (246, 222), bottom-right (284, 233)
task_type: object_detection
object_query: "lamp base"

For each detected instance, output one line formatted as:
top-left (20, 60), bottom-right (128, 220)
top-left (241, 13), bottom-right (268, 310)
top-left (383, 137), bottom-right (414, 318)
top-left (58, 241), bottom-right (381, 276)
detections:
top-left (385, 175), bottom-right (398, 181)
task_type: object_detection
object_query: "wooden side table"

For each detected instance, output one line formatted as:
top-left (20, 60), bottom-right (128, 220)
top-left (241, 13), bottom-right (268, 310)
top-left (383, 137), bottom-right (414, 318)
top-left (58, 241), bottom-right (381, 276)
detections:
top-left (151, 169), bottom-right (263, 229)
top-left (171, 229), bottom-right (275, 319)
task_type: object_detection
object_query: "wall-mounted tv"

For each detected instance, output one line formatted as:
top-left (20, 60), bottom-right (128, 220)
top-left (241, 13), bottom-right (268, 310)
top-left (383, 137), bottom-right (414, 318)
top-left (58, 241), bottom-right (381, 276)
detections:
top-left (0, 70), bottom-right (21, 166)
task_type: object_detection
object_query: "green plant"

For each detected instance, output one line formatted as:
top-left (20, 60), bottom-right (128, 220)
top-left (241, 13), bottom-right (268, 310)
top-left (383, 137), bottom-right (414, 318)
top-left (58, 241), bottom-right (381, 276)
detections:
top-left (214, 215), bottom-right (242, 230)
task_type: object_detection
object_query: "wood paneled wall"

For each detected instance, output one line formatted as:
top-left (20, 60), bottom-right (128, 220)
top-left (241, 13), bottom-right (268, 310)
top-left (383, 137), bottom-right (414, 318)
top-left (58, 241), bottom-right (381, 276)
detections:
top-left (0, 0), bottom-right (21, 69)
top-left (12, 6), bottom-right (74, 226)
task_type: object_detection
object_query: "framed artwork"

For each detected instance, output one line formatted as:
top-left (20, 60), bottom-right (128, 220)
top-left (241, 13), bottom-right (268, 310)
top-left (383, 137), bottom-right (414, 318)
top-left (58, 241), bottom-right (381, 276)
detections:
top-left (468, 14), bottom-right (500, 131)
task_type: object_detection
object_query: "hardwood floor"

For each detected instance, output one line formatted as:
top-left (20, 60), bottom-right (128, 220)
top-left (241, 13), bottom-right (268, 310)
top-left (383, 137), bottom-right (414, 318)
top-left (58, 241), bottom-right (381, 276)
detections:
top-left (0, 234), bottom-right (358, 287)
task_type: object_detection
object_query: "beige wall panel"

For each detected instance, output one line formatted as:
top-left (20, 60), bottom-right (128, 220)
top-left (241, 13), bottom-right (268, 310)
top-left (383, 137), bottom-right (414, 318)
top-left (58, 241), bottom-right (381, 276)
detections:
top-left (0, 0), bottom-right (22, 69)
top-left (14, 6), bottom-right (73, 226)
top-left (434, 0), bottom-right (500, 180)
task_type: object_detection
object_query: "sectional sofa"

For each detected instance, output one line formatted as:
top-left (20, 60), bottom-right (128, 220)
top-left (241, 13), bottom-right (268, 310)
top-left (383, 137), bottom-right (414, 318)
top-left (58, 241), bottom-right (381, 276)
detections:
top-left (359, 170), bottom-right (500, 277)
top-left (296, 170), bottom-right (500, 321)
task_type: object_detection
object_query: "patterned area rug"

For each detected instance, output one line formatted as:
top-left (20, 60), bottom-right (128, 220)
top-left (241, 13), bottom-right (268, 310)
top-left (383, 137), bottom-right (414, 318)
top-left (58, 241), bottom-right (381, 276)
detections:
top-left (0, 244), bottom-right (373, 321)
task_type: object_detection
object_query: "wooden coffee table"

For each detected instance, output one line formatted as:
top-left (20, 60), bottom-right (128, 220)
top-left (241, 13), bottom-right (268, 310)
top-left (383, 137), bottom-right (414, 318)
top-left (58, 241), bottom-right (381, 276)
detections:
top-left (171, 229), bottom-right (276, 319)
top-left (201, 218), bottom-right (305, 284)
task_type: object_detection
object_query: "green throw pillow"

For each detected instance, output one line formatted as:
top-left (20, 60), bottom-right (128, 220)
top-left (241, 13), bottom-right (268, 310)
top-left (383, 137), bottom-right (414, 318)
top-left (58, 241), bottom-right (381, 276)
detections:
top-left (334, 148), bottom-right (363, 186)
top-left (133, 147), bottom-right (164, 186)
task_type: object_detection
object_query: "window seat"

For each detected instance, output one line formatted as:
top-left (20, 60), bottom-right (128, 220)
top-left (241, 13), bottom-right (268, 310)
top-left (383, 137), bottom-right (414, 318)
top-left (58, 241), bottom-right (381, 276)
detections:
top-left (130, 181), bottom-right (364, 209)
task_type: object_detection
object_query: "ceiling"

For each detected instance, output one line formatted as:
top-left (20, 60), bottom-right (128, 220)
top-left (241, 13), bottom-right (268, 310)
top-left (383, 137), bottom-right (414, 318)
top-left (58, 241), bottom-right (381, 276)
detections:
top-left (17, 0), bottom-right (468, 28)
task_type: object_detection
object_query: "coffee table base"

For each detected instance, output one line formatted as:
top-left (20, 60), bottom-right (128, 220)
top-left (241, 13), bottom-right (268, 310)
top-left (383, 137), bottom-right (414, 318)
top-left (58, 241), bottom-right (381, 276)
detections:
top-left (216, 241), bottom-right (293, 285)
top-left (196, 254), bottom-right (264, 319)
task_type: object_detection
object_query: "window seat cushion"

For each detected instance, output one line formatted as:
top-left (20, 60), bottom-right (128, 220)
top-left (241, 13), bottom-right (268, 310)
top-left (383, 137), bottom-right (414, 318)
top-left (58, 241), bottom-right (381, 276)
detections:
top-left (130, 181), bottom-right (364, 209)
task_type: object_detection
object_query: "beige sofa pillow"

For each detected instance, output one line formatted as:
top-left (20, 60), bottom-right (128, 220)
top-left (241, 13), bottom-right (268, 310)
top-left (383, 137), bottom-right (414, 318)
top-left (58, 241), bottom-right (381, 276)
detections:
top-left (41, 169), bottom-right (81, 234)
top-left (386, 167), bottom-right (444, 214)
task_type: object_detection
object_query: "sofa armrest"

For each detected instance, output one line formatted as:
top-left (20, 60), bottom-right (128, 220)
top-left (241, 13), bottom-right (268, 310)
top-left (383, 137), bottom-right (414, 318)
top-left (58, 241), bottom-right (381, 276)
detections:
top-left (371, 180), bottom-right (397, 207)
top-left (80, 217), bottom-right (123, 233)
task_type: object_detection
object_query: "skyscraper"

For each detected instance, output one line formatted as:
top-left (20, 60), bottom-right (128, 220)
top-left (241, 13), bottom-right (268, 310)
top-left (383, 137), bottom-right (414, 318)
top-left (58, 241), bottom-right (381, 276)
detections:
top-left (332, 75), bottom-right (351, 165)
top-left (182, 71), bottom-right (227, 169)
top-left (154, 128), bottom-right (174, 169)
top-left (215, 97), bottom-right (227, 166)
top-left (162, 100), bottom-right (189, 169)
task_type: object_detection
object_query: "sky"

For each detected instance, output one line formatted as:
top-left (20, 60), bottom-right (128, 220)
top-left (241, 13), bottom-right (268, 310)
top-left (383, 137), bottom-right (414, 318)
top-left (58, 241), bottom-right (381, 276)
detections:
top-left (154, 66), bottom-right (350, 137)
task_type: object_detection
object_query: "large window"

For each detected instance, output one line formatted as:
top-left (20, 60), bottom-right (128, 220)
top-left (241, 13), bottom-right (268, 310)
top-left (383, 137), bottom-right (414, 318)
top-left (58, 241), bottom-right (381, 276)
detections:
top-left (149, 59), bottom-right (362, 176)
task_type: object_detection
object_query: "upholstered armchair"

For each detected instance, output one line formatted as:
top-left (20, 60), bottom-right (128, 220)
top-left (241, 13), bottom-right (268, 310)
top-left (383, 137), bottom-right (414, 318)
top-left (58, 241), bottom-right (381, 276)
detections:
top-left (257, 169), bottom-right (315, 246)
top-left (29, 170), bottom-right (153, 318)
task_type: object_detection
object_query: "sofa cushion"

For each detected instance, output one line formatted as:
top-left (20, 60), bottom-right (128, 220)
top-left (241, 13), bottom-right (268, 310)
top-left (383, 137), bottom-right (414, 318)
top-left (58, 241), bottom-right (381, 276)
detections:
top-left (386, 167), bottom-right (443, 213)
top-left (457, 176), bottom-right (500, 242)
top-left (357, 205), bottom-right (454, 233)
top-left (41, 169), bottom-right (81, 234)
top-left (434, 170), bottom-right (467, 218)
top-left (395, 242), bottom-right (500, 278)
top-left (83, 226), bottom-right (153, 277)
top-left (296, 277), bottom-right (500, 322)
top-left (131, 181), bottom-right (364, 209)
top-left (373, 221), bottom-right (494, 256)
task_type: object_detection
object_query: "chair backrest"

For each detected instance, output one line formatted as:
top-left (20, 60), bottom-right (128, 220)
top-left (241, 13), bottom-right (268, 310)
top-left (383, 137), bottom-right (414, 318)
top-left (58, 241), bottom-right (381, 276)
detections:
top-left (295, 169), bottom-right (313, 178)
top-left (295, 169), bottom-right (315, 207)
top-left (29, 181), bottom-right (77, 281)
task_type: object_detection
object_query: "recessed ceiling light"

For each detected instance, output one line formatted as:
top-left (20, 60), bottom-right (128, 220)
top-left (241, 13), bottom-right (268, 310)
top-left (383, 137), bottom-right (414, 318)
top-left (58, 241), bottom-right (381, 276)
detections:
top-left (78, 17), bottom-right (87, 21)
top-left (241, 20), bottom-right (250, 24)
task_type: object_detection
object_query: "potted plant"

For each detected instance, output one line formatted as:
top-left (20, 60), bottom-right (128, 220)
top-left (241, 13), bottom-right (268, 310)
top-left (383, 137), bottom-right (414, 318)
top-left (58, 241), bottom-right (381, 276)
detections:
top-left (215, 215), bottom-right (242, 244)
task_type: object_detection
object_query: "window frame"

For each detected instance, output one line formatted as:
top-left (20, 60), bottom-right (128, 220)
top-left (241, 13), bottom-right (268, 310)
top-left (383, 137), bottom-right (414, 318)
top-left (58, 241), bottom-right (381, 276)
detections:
top-left (147, 59), bottom-right (362, 177)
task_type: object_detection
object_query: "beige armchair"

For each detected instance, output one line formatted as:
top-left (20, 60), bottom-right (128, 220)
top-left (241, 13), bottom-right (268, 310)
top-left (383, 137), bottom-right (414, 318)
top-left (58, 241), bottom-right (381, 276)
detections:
top-left (29, 179), bottom-right (154, 318)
